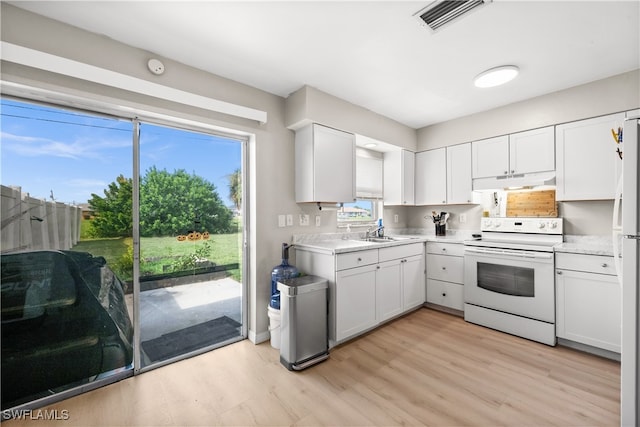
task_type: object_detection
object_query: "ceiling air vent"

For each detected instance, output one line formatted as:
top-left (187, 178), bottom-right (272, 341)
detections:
top-left (415, 0), bottom-right (491, 31)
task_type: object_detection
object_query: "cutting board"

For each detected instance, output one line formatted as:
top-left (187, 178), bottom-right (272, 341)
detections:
top-left (506, 190), bottom-right (558, 217)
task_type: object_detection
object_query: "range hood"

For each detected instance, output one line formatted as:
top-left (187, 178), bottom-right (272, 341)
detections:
top-left (472, 171), bottom-right (556, 191)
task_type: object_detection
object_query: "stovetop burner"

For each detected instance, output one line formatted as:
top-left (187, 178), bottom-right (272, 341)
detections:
top-left (465, 217), bottom-right (563, 251)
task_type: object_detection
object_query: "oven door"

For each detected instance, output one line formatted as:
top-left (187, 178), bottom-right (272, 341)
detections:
top-left (464, 246), bottom-right (555, 323)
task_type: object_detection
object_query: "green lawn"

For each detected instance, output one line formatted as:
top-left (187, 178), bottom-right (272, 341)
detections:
top-left (74, 227), bottom-right (242, 283)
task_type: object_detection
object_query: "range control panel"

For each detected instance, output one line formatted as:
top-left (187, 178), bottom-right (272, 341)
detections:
top-left (480, 217), bottom-right (563, 235)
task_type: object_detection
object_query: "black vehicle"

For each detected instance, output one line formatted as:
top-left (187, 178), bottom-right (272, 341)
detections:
top-left (1, 250), bottom-right (133, 410)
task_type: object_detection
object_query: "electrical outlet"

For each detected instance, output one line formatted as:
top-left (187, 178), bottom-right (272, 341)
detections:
top-left (394, 214), bottom-right (399, 223)
top-left (286, 214), bottom-right (293, 226)
top-left (278, 215), bottom-right (286, 228)
top-left (315, 215), bottom-right (321, 227)
top-left (300, 214), bottom-right (310, 226)
top-left (459, 213), bottom-right (467, 223)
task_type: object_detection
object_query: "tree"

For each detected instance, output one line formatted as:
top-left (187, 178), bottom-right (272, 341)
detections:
top-left (87, 174), bottom-right (133, 237)
top-left (228, 168), bottom-right (241, 212)
top-left (139, 166), bottom-right (233, 237)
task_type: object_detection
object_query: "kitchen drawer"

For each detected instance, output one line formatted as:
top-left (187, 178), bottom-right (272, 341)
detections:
top-left (427, 242), bottom-right (465, 257)
top-left (427, 253), bottom-right (464, 283)
top-left (336, 249), bottom-right (378, 271)
top-left (379, 243), bottom-right (423, 262)
top-left (426, 279), bottom-right (464, 311)
top-left (555, 253), bottom-right (617, 276)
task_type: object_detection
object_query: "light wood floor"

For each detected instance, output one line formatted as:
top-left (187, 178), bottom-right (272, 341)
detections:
top-left (5, 308), bottom-right (620, 426)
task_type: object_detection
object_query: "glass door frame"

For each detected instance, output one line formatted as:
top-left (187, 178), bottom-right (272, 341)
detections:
top-left (132, 117), bottom-right (249, 374)
top-left (0, 85), bottom-right (250, 413)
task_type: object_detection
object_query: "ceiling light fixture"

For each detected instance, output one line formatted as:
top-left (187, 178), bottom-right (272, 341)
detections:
top-left (474, 65), bottom-right (519, 88)
top-left (364, 143), bottom-right (378, 148)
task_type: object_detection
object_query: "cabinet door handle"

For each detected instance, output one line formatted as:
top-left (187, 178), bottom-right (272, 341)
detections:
top-left (357, 257), bottom-right (362, 262)
top-left (557, 271), bottom-right (563, 275)
top-left (442, 248), bottom-right (447, 252)
top-left (442, 200), bottom-right (446, 204)
top-left (442, 292), bottom-right (447, 297)
top-left (601, 263), bottom-right (608, 268)
top-left (442, 266), bottom-right (446, 270)
top-left (511, 170), bottom-right (515, 174)
top-left (376, 265), bottom-right (380, 269)
top-left (504, 171), bottom-right (508, 175)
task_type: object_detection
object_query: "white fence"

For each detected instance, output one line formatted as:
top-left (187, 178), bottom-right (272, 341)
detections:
top-left (1, 185), bottom-right (82, 253)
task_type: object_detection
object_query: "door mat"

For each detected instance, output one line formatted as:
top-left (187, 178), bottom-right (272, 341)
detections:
top-left (141, 316), bottom-right (241, 362)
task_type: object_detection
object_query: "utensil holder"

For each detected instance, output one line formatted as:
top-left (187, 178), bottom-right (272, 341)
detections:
top-left (435, 224), bottom-right (446, 236)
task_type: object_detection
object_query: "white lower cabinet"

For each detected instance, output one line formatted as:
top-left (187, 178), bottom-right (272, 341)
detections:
top-left (376, 260), bottom-right (403, 322)
top-left (374, 244), bottom-right (425, 325)
top-left (295, 242), bottom-right (425, 347)
top-left (555, 252), bottom-right (621, 353)
top-left (336, 264), bottom-right (378, 342)
top-left (426, 242), bottom-right (464, 312)
top-left (426, 279), bottom-right (464, 311)
top-left (403, 255), bottom-right (426, 310)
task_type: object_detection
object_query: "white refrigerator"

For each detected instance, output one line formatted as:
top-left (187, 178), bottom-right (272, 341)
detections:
top-left (621, 116), bottom-right (640, 426)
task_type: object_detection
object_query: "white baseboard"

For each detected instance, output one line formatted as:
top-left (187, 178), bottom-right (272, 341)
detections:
top-left (249, 329), bottom-right (270, 344)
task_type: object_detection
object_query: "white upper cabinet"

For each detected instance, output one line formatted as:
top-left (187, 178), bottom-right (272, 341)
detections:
top-left (384, 150), bottom-right (415, 205)
top-left (415, 148), bottom-right (446, 205)
top-left (416, 143), bottom-right (472, 205)
top-left (509, 126), bottom-right (555, 175)
top-left (472, 127), bottom-right (554, 179)
top-left (295, 123), bottom-right (355, 203)
top-left (446, 143), bottom-right (473, 204)
top-left (555, 113), bottom-right (625, 200)
top-left (472, 135), bottom-right (509, 178)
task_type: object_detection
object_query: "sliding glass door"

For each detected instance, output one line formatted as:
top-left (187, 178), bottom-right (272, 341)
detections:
top-left (0, 98), bottom-right (134, 410)
top-left (136, 121), bottom-right (244, 369)
top-left (0, 97), bottom-right (246, 410)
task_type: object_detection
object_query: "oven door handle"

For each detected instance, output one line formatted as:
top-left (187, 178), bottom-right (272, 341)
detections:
top-left (464, 246), bottom-right (554, 260)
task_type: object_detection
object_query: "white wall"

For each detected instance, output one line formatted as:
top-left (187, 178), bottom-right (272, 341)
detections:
top-left (285, 85), bottom-right (417, 151)
top-left (417, 69), bottom-right (640, 150)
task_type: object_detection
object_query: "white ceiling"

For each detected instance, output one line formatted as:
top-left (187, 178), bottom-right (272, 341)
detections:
top-left (8, 1), bottom-right (640, 129)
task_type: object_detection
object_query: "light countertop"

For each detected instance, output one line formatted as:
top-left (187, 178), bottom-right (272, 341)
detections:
top-left (554, 235), bottom-right (621, 257)
top-left (293, 231), bottom-right (621, 257)
top-left (292, 229), bottom-right (473, 255)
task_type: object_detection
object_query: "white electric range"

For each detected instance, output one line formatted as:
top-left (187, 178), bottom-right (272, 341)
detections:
top-left (463, 217), bottom-right (563, 346)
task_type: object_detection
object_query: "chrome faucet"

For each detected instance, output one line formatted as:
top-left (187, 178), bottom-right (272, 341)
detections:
top-left (366, 225), bottom-right (385, 239)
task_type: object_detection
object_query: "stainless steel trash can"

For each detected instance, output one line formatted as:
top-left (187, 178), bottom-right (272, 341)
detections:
top-left (277, 275), bottom-right (329, 371)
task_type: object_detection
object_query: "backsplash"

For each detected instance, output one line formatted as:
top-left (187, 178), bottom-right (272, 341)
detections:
top-left (400, 199), bottom-right (614, 236)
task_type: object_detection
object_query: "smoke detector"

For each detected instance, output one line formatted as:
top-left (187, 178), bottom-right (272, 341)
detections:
top-left (415, 0), bottom-right (491, 32)
top-left (147, 58), bottom-right (165, 75)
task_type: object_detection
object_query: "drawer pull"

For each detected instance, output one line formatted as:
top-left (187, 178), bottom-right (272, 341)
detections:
top-left (442, 267), bottom-right (446, 270)
top-left (442, 248), bottom-right (447, 252)
top-left (557, 271), bottom-right (563, 275)
top-left (357, 257), bottom-right (362, 262)
top-left (601, 263), bottom-right (608, 268)
top-left (442, 292), bottom-right (447, 297)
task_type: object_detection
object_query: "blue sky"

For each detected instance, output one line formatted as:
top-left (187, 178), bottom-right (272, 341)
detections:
top-left (1, 99), bottom-right (242, 207)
